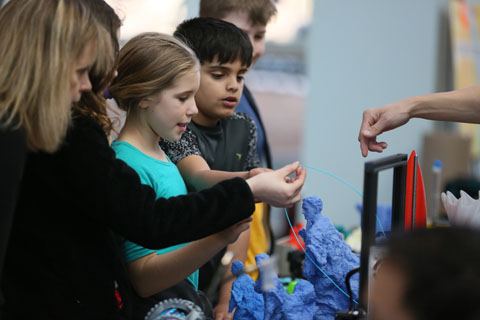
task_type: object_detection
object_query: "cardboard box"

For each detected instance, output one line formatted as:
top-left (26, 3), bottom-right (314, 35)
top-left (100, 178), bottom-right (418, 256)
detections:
top-left (421, 131), bottom-right (471, 218)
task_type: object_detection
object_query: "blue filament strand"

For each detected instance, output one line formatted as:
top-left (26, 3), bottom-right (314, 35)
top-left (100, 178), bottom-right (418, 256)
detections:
top-left (298, 164), bottom-right (386, 237)
top-left (283, 164), bottom-right (388, 305)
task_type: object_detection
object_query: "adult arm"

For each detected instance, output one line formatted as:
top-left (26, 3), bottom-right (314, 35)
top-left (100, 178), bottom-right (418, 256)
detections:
top-left (176, 156), bottom-right (304, 207)
top-left (65, 115), bottom-right (304, 249)
top-left (64, 114), bottom-right (255, 249)
top-left (358, 85), bottom-right (480, 157)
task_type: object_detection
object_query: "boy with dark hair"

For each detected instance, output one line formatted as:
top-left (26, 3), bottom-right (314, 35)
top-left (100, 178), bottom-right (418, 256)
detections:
top-left (161, 17), bottom-right (262, 319)
top-left (167, 18), bottom-right (257, 175)
top-left (199, 0), bottom-right (277, 169)
top-left (198, 0), bottom-right (278, 301)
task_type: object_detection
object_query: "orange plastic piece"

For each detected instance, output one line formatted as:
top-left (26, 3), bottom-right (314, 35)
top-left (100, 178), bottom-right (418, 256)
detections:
top-left (404, 150), bottom-right (427, 230)
top-left (288, 223), bottom-right (305, 251)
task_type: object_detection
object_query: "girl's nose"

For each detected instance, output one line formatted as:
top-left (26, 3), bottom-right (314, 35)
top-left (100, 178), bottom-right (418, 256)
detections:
top-left (187, 99), bottom-right (198, 116)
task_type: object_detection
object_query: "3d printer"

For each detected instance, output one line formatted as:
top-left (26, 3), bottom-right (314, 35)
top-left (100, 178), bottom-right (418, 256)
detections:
top-left (336, 152), bottom-right (427, 319)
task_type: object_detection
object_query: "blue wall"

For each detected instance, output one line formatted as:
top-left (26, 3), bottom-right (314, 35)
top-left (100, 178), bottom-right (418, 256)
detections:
top-left (302, 0), bottom-right (452, 228)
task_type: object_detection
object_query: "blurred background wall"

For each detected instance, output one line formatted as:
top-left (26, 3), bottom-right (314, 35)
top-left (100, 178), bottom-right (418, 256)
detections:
top-left (302, 0), bottom-right (448, 229)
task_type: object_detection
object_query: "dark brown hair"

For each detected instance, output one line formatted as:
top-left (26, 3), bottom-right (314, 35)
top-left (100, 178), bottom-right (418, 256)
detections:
top-left (74, 0), bottom-right (121, 136)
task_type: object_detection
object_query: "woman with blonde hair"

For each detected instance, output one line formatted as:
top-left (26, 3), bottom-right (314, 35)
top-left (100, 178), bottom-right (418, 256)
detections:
top-left (3, 1), bottom-right (306, 319)
top-left (0, 0), bottom-right (110, 313)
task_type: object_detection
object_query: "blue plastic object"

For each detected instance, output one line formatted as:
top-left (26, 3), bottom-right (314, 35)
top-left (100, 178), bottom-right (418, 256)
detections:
top-left (229, 197), bottom-right (360, 320)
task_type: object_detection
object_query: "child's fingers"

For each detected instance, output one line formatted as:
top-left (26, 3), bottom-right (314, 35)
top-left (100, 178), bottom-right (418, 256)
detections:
top-left (289, 167), bottom-right (306, 189)
top-left (284, 167), bottom-right (306, 207)
top-left (276, 161), bottom-right (300, 178)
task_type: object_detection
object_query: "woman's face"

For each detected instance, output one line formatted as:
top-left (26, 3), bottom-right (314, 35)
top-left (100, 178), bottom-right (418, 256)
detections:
top-left (70, 40), bottom-right (96, 103)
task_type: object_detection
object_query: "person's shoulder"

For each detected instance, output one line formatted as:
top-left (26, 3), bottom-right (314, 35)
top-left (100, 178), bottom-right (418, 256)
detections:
top-left (112, 141), bottom-right (154, 169)
top-left (71, 112), bottom-right (102, 130)
top-left (230, 112), bottom-right (256, 128)
top-left (161, 126), bottom-right (198, 149)
top-left (69, 113), bottom-right (107, 140)
top-left (243, 84), bottom-right (252, 97)
top-left (65, 113), bottom-right (110, 152)
top-left (111, 141), bottom-right (134, 160)
top-left (229, 112), bottom-right (254, 122)
top-left (160, 126), bottom-right (201, 164)
top-left (241, 85), bottom-right (257, 106)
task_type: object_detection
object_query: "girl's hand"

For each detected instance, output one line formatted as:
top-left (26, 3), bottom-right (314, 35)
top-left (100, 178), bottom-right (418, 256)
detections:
top-left (246, 161), bottom-right (306, 208)
top-left (247, 167), bottom-right (273, 178)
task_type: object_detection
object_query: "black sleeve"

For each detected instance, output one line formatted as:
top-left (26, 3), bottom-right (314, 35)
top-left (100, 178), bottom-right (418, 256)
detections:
top-left (0, 126), bottom-right (26, 288)
top-left (65, 115), bottom-right (255, 249)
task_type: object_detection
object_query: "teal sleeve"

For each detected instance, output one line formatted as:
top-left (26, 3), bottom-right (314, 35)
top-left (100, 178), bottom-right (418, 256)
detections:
top-left (124, 239), bottom-right (156, 263)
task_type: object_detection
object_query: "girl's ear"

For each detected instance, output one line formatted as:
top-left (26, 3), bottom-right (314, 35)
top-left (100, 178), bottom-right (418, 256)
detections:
top-left (138, 99), bottom-right (150, 110)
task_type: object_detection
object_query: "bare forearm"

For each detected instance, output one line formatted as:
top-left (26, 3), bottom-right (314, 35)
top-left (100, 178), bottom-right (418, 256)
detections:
top-left (177, 156), bottom-right (249, 191)
top-left (408, 86), bottom-right (480, 123)
top-left (128, 235), bottom-right (227, 297)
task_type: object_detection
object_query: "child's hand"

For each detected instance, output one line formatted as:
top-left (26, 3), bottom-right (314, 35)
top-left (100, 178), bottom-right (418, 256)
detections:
top-left (246, 161), bottom-right (306, 208)
top-left (217, 217), bottom-right (252, 244)
top-left (248, 167), bottom-right (273, 178)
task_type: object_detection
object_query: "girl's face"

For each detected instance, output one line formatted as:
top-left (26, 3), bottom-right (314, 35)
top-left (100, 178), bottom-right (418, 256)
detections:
top-left (70, 40), bottom-right (95, 103)
top-left (143, 68), bottom-right (200, 142)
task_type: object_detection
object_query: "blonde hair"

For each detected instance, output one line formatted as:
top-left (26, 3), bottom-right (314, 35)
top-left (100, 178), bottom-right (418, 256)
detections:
top-left (199, 0), bottom-right (277, 26)
top-left (0, 0), bottom-right (106, 153)
top-left (109, 32), bottom-right (199, 113)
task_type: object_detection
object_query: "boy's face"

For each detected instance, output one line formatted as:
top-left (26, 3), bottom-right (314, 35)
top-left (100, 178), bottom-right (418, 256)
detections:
top-left (221, 10), bottom-right (266, 65)
top-left (193, 58), bottom-right (248, 126)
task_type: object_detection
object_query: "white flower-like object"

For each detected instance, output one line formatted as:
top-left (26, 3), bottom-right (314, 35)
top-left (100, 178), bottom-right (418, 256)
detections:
top-left (441, 190), bottom-right (480, 228)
